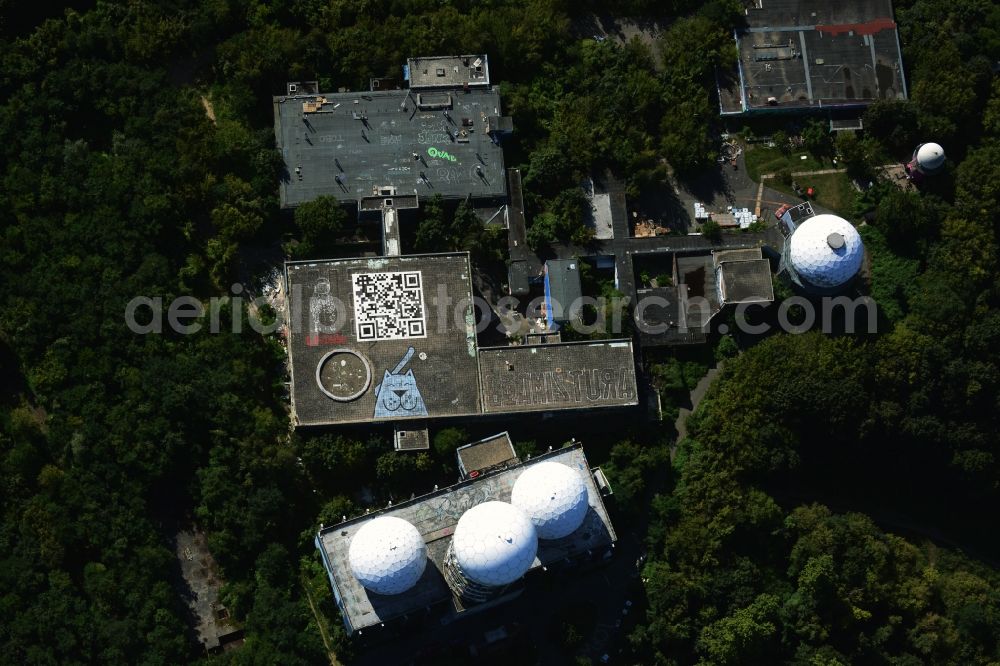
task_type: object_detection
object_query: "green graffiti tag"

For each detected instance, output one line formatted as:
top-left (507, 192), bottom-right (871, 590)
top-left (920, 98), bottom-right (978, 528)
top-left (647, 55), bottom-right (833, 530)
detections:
top-left (427, 146), bottom-right (457, 162)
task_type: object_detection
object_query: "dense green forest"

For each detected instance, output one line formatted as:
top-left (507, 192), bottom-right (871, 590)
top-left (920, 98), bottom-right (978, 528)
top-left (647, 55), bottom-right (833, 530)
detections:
top-left (631, 0), bottom-right (1000, 662)
top-left (0, 0), bottom-right (999, 664)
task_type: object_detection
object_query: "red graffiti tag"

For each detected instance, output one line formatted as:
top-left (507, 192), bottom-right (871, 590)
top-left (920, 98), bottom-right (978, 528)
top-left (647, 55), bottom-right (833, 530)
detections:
top-left (815, 18), bottom-right (896, 37)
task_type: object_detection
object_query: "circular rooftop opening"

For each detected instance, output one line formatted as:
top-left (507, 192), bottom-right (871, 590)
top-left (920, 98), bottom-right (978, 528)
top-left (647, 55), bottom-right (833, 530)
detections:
top-left (316, 349), bottom-right (372, 401)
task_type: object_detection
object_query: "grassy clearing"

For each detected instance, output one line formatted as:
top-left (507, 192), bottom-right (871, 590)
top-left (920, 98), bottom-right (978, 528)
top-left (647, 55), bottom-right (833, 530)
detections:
top-left (859, 226), bottom-right (920, 322)
top-left (743, 145), bottom-right (830, 181)
top-left (768, 172), bottom-right (858, 217)
top-left (767, 173), bottom-right (857, 217)
top-left (302, 563), bottom-right (344, 666)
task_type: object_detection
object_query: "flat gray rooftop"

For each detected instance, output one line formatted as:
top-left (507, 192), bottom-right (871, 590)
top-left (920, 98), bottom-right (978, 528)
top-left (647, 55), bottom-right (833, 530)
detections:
top-left (285, 253), bottom-right (481, 426)
top-left (713, 248), bottom-right (767, 267)
top-left (678, 255), bottom-right (720, 329)
top-left (714, 248), bottom-right (774, 304)
top-left (719, 260), bottom-right (775, 304)
top-left (456, 432), bottom-right (518, 478)
top-left (720, 0), bottom-right (906, 113)
top-left (787, 201), bottom-right (817, 227)
top-left (584, 178), bottom-right (615, 240)
top-left (478, 341), bottom-right (638, 414)
top-left (316, 444), bottom-right (616, 634)
top-left (635, 286), bottom-right (709, 347)
top-left (284, 254), bottom-right (642, 426)
top-left (275, 87), bottom-right (507, 207)
top-left (407, 55), bottom-right (490, 89)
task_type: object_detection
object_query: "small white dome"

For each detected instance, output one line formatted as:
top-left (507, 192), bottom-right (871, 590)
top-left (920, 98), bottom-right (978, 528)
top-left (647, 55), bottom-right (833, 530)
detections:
top-left (451, 501), bottom-right (537, 587)
top-left (511, 461), bottom-right (589, 539)
top-left (348, 516), bottom-right (427, 595)
top-left (789, 214), bottom-right (864, 289)
top-left (915, 142), bottom-right (945, 172)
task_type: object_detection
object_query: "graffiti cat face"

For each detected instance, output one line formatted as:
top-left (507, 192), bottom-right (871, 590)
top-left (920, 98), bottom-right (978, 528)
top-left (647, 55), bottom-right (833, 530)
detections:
top-left (376, 369), bottom-right (427, 417)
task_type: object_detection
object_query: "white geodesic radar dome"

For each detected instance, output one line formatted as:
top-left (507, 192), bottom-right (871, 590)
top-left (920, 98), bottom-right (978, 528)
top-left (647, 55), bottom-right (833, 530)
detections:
top-left (915, 142), bottom-right (945, 172)
top-left (788, 214), bottom-right (864, 289)
top-left (451, 501), bottom-right (537, 587)
top-left (348, 516), bottom-right (427, 595)
top-left (510, 461), bottom-right (590, 540)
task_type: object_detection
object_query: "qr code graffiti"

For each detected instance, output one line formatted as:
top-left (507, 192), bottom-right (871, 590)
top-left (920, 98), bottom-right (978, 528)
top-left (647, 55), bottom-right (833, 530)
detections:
top-left (351, 271), bottom-right (426, 341)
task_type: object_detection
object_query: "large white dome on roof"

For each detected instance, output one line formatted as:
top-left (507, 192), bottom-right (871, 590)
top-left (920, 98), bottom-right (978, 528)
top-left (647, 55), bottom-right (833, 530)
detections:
top-left (451, 501), bottom-right (537, 587)
top-left (789, 214), bottom-right (864, 289)
top-left (915, 142), bottom-right (945, 172)
top-left (511, 461), bottom-right (589, 540)
top-left (348, 516), bottom-right (427, 595)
